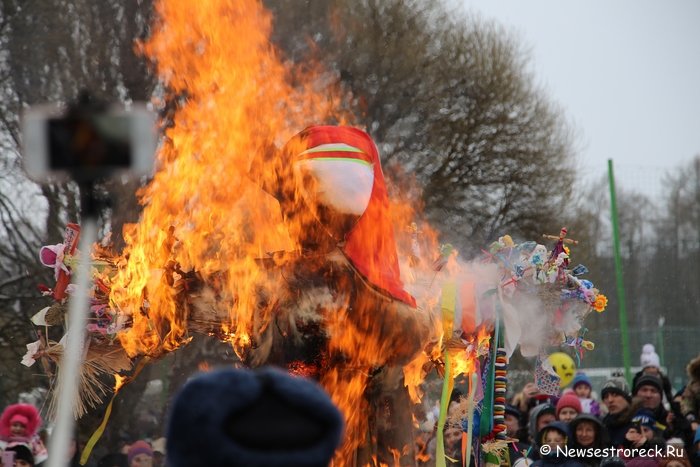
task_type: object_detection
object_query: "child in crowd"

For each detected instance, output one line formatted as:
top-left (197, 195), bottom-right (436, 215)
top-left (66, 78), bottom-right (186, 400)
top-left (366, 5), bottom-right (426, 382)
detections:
top-left (556, 393), bottom-right (582, 423)
top-left (3, 443), bottom-right (35, 467)
top-left (0, 404), bottom-right (48, 464)
top-left (571, 371), bottom-right (601, 417)
top-left (127, 440), bottom-right (154, 467)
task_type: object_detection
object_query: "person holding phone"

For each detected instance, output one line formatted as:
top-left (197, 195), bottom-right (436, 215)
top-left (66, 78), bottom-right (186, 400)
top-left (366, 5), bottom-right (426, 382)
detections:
top-left (3, 444), bottom-right (35, 467)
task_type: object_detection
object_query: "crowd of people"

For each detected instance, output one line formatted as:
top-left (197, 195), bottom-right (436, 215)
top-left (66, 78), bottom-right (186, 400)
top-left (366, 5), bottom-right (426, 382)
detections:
top-left (420, 345), bottom-right (700, 466)
top-left (2, 345), bottom-right (700, 466)
top-left (0, 401), bottom-right (165, 467)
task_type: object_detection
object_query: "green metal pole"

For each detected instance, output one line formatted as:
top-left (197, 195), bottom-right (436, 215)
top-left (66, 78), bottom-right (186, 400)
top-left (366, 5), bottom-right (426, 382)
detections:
top-left (608, 160), bottom-right (632, 384)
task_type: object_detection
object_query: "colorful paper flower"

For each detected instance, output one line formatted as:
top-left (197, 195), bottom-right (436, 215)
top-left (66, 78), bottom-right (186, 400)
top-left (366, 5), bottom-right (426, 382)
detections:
top-left (593, 294), bottom-right (608, 312)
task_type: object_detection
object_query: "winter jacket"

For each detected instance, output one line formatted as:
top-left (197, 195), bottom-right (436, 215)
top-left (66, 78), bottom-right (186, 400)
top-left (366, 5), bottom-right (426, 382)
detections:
top-left (602, 406), bottom-right (635, 448)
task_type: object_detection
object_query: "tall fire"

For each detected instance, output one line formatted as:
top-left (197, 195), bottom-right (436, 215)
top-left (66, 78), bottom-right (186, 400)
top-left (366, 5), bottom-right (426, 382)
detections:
top-left (23, 0), bottom-right (609, 465)
top-left (112, 0), bottom-right (440, 463)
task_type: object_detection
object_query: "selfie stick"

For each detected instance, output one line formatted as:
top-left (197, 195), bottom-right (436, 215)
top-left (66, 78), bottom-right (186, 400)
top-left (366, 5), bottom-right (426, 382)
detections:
top-left (47, 186), bottom-right (99, 467)
top-left (22, 91), bottom-right (155, 466)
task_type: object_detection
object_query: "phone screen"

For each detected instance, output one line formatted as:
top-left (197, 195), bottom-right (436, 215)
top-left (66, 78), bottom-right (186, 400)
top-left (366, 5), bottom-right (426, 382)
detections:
top-left (2, 450), bottom-right (15, 466)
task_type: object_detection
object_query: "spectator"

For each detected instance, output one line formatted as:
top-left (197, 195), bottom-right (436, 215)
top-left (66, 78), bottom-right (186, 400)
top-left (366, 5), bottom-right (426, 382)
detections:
top-left (633, 374), bottom-right (670, 436)
top-left (556, 394), bottom-right (583, 423)
top-left (570, 414), bottom-right (608, 466)
top-left (571, 372), bottom-right (602, 417)
top-left (151, 437), bottom-right (166, 467)
top-left (531, 421), bottom-right (585, 467)
top-left (658, 457), bottom-right (692, 467)
top-left (165, 366), bottom-right (344, 467)
top-left (0, 404), bottom-right (48, 464)
top-left (666, 389), bottom-right (695, 450)
top-left (529, 404), bottom-right (557, 445)
top-left (631, 409), bottom-right (666, 445)
top-left (505, 404), bottom-right (524, 441)
top-left (505, 404), bottom-right (531, 464)
top-left (634, 344), bottom-right (674, 404)
top-left (512, 382), bottom-right (541, 416)
top-left (682, 354), bottom-right (700, 435)
top-left (4, 443), bottom-right (35, 467)
top-left (601, 376), bottom-right (634, 447)
top-left (622, 415), bottom-right (664, 467)
top-left (127, 440), bottom-right (154, 467)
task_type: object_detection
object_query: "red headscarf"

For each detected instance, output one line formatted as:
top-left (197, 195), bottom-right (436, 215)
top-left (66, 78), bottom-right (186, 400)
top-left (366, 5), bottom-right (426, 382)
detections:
top-left (284, 126), bottom-right (416, 307)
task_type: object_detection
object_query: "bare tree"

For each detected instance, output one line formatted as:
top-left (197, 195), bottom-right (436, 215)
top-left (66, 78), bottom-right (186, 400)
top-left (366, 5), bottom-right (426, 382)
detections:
top-left (651, 156), bottom-right (700, 326)
top-left (268, 0), bottom-right (578, 254)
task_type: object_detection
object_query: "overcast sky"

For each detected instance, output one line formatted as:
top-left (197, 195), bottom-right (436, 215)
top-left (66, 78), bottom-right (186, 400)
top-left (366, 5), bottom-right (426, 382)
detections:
top-left (456, 0), bottom-right (700, 195)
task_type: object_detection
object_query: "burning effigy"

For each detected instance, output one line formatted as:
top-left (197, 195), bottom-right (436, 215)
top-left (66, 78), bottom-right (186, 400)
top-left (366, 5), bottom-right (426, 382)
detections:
top-left (19, 1), bottom-right (608, 466)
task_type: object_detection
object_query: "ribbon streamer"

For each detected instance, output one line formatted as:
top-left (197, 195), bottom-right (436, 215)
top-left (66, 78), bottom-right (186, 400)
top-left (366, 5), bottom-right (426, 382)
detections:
top-left (436, 282), bottom-right (457, 467)
top-left (79, 358), bottom-right (150, 465)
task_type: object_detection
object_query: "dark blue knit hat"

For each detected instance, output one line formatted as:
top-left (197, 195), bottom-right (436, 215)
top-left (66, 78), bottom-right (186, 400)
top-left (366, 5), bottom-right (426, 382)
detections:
top-left (166, 366), bottom-right (344, 467)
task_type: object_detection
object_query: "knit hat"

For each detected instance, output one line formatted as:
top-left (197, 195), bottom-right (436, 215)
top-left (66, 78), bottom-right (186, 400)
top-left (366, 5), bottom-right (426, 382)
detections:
top-left (634, 374), bottom-right (663, 395)
top-left (631, 409), bottom-right (657, 429)
top-left (601, 377), bottom-right (632, 402)
top-left (166, 367), bottom-right (344, 467)
top-left (127, 440), bottom-right (153, 464)
top-left (640, 344), bottom-right (660, 369)
top-left (5, 444), bottom-right (35, 466)
top-left (571, 372), bottom-right (592, 390)
top-left (556, 393), bottom-right (582, 417)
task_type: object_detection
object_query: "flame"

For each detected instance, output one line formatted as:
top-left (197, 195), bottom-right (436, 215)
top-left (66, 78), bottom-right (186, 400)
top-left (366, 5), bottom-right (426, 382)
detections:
top-left (114, 374), bottom-right (126, 392)
top-left (111, 0), bottom-right (349, 360)
top-left (102, 0), bottom-right (470, 463)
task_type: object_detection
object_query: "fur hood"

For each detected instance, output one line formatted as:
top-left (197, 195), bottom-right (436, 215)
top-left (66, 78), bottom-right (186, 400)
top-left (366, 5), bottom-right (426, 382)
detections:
top-left (687, 354), bottom-right (700, 382)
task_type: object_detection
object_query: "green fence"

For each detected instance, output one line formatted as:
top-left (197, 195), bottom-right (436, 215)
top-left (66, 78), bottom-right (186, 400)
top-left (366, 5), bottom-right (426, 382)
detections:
top-left (578, 325), bottom-right (700, 392)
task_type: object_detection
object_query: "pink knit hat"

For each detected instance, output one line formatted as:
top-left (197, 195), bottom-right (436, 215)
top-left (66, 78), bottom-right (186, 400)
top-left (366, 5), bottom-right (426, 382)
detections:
top-left (127, 440), bottom-right (153, 464)
top-left (555, 393), bottom-right (582, 417)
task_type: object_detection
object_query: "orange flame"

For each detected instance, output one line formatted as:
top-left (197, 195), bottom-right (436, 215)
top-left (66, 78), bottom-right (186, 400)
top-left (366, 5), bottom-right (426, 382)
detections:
top-left (114, 374), bottom-right (126, 392)
top-left (112, 0), bottom-right (348, 356)
top-left (104, 0), bottom-right (470, 464)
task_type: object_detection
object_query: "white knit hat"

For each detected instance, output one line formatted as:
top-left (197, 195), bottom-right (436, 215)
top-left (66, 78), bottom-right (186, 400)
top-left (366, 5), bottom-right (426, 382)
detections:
top-left (640, 343), bottom-right (660, 369)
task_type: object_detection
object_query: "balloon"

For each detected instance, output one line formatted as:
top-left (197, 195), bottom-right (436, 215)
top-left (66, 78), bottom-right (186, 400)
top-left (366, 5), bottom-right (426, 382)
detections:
top-left (547, 352), bottom-right (576, 388)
